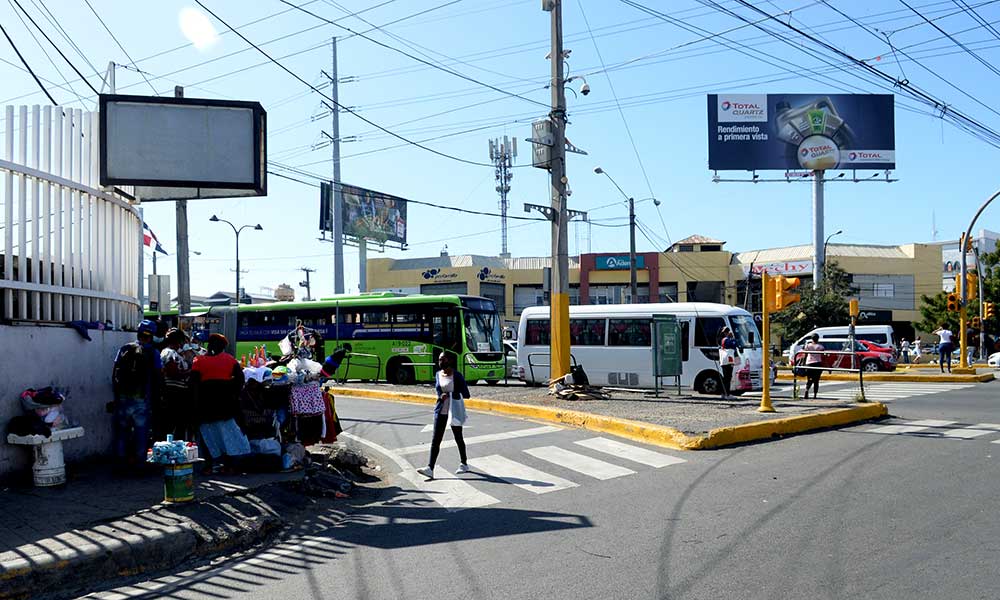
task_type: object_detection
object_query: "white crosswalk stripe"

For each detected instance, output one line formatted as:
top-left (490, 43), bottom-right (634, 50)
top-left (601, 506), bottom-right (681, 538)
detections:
top-left (903, 419), bottom-right (957, 427)
top-left (861, 418), bottom-right (1000, 444)
top-left (468, 455), bottom-right (578, 494)
top-left (394, 425), bottom-right (562, 455)
top-left (574, 437), bottom-right (687, 468)
top-left (398, 469), bottom-right (500, 511)
top-left (941, 428), bottom-right (994, 439)
top-left (867, 424), bottom-right (930, 435)
top-left (769, 382), bottom-right (976, 402)
top-left (524, 446), bottom-right (637, 480)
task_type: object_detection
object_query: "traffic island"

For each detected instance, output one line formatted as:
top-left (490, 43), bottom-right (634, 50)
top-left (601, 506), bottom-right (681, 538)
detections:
top-left (334, 385), bottom-right (888, 451)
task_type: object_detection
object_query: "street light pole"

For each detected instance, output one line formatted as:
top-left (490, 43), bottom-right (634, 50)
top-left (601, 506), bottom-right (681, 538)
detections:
top-left (210, 216), bottom-right (263, 305)
top-left (823, 229), bottom-right (843, 285)
top-left (595, 166), bottom-right (638, 302)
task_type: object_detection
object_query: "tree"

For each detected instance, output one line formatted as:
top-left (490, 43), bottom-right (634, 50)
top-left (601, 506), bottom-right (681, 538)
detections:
top-left (916, 247), bottom-right (999, 338)
top-left (770, 261), bottom-right (853, 343)
top-left (914, 290), bottom-right (958, 334)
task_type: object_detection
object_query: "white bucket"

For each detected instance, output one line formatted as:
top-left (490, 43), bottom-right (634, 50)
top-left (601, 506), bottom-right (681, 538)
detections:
top-left (32, 441), bottom-right (66, 486)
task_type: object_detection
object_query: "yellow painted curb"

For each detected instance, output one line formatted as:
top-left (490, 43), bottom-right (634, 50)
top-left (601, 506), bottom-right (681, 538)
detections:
top-left (776, 371), bottom-right (994, 383)
top-left (335, 387), bottom-right (887, 451)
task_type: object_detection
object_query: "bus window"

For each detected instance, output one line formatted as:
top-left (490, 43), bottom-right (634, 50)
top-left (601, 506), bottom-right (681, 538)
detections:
top-left (431, 311), bottom-right (460, 350)
top-left (570, 318), bottom-right (606, 345)
top-left (608, 319), bottom-right (651, 347)
top-left (694, 317), bottom-right (727, 347)
top-left (680, 320), bottom-right (690, 362)
top-left (525, 319), bottom-right (550, 346)
top-left (362, 310), bottom-right (390, 326)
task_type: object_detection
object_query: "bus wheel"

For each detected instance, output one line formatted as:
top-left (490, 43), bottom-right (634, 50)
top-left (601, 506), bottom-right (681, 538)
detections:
top-left (696, 372), bottom-right (724, 396)
top-left (387, 358), bottom-right (415, 385)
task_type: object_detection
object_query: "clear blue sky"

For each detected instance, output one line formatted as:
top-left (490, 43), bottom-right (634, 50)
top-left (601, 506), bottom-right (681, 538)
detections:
top-left (3, 0), bottom-right (999, 300)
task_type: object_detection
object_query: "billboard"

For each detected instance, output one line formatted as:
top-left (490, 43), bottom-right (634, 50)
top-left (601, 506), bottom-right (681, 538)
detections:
top-left (99, 94), bottom-right (266, 200)
top-left (340, 183), bottom-right (407, 245)
top-left (707, 94), bottom-right (895, 171)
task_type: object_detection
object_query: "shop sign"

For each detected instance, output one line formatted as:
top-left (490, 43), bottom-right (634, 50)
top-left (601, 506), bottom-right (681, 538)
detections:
top-left (744, 260), bottom-right (812, 276)
top-left (596, 255), bottom-right (645, 270)
top-left (421, 268), bottom-right (459, 281)
top-left (477, 267), bottom-right (506, 282)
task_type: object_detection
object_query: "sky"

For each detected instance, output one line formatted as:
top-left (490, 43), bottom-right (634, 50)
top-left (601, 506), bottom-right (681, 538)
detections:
top-left (3, 0), bottom-right (1000, 301)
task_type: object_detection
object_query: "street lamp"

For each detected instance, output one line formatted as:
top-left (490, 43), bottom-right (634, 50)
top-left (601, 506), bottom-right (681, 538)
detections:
top-left (595, 166), bottom-right (639, 303)
top-left (823, 229), bottom-right (843, 285)
top-left (209, 215), bottom-right (263, 305)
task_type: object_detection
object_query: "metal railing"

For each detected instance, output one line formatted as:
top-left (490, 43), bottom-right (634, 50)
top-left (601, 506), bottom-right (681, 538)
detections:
top-left (526, 351), bottom-right (579, 383)
top-left (337, 351), bottom-right (382, 384)
top-left (0, 105), bottom-right (141, 328)
top-left (791, 349), bottom-right (866, 400)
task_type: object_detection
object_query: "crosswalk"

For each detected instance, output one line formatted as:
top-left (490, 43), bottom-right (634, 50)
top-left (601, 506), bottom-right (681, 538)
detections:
top-left (385, 430), bottom-right (686, 511)
top-left (753, 381), bottom-right (977, 402)
top-left (859, 419), bottom-right (1000, 443)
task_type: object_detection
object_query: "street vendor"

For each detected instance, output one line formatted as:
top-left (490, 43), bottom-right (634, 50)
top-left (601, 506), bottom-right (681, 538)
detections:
top-left (191, 333), bottom-right (251, 474)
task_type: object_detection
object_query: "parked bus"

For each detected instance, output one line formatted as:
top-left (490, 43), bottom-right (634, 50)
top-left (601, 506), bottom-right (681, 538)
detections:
top-left (515, 302), bottom-right (764, 394)
top-left (166, 293), bottom-right (506, 385)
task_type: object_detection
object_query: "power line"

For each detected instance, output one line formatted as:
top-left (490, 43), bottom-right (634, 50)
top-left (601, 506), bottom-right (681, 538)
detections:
top-left (31, 0), bottom-right (103, 80)
top-left (277, 0), bottom-right (550, 109)
top-left (195, 0), bottom-right (504, 169)
top-left (0, 20), bottom-right (56, 104)
top-left (7, 0), bottom-right (87, 106)
top-left (81, 0), bottom-right (158, 95)
top-left (953, 0), bottom-right (1000, 42)
top-left (10, 0), bottom-right (100, 95)
top-left (901, 0), bottom-right (1000, 79)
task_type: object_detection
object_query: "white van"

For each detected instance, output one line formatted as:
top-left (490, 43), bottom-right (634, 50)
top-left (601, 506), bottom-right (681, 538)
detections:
top-left (788, 325), bottom-right (895, 359)
top-left (516, 302), bottom-right (764, 394)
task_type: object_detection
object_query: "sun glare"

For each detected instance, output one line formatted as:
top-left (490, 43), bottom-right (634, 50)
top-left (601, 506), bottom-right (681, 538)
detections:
top-left (178, 6), bottom-right (218, 51)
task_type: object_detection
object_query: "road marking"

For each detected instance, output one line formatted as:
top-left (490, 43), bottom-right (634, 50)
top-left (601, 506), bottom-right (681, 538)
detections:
top-left (902, 419), bottom-right (957, 427)
top-left (468, 454), bottom-right (578, 494)
top-left (941, 428), bottom-right (994, 439)
top-left (394, 425), bottom-right (562, 455)
top-left (974, 423), bottom-right (1000, 430)
top-left (992, 439), bottom-right (1000, 445)
top-left (524, 446), bottom-right (636, 480)
top-left (867, 424), bottom-right (931, 435)
top-left (574, 437), bottom-right (686, 468)
top-left (421, 423), bottom-right (474, 433)
top-left (398, 469), bottom-right (500, 511)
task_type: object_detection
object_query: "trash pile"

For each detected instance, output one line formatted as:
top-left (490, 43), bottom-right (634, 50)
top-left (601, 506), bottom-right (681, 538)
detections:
top-left (547, 366), bottom-right (612, 401)
top-left (7, 387), bottom-right (73, 437)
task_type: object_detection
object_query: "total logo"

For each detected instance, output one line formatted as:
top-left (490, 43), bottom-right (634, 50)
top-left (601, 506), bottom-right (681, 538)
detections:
top-left (721, 101), bottom-right (763, 116)
top-left (797, 135), bottom-right (839, 170)
top-left (845, 150), bottom-right (891, 163)
top-left (717, 94), bottom-right (767, 122)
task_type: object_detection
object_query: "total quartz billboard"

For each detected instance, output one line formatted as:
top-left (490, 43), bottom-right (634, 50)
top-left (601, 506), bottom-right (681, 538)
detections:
top-left (707, 93), bottom-right (895, 171)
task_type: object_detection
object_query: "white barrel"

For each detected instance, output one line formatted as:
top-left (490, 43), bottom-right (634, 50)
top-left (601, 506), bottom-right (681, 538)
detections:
top-left (32, 441), bottom-right (66, 486)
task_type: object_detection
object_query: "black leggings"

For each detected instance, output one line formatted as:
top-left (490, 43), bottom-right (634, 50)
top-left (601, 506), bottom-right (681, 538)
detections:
top-left (806, 368), bottom-right (822, 398)
top-left (721, 364), bottom-right (734, 395)
top-left (428, 413), bottom-right (467, 469)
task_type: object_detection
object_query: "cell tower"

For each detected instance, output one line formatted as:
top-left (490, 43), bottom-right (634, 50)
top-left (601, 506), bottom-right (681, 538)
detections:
top-left (489, 136), bottom-right (517, 258)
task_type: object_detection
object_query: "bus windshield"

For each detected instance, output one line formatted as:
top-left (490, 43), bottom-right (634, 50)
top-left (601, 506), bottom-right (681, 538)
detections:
top-left (730, 314), bottom-right (761, 349)
top-left (465, 308), bottom-right (502, 353)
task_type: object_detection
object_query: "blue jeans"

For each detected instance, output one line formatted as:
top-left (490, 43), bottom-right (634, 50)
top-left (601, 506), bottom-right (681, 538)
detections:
top-left (113, 396), bottom-right (150, 465)
top-left (938, 343), bottom-right (954, 372)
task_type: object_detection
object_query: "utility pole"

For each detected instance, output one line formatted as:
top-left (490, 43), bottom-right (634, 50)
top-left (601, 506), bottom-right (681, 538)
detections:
top-left (546, 0), bottom-right (570, 380)
top-left (331, 37), bottom-right (345, 295)
top-left (299, 266), bottom-right (315, 301)
top-left (489, 136), bottom-right (516, 258)
top-left (174, 85), bottom-right (191, 315)
top-left (628, 196), bottom-right (637, 302)
top-left (812, 169), bottom-right (824, 289)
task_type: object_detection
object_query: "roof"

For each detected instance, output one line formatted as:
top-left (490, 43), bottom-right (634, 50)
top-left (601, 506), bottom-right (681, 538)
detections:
top-left (671, 234), bottom-right (725, 247)
top-left (734, 243), bottom-right (911, 264)
top-left (387, 254), bottom-right (580, 271)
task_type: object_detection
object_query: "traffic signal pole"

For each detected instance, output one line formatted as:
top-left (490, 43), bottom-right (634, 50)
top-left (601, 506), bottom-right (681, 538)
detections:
top-left (958, 187), bottom-right (1000, 371)
top-left (759, 272), bottom-right (775, 413)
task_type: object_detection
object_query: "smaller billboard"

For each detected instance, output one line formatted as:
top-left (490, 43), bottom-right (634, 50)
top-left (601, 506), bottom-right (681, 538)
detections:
top-left (340, 183), bottom-right (407, 245)
top-left (595, 255), bottom-right (645, 270)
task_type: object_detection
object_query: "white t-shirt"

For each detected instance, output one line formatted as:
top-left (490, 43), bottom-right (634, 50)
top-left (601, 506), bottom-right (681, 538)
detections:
top-left (937, 329), bottom-right (954, 344)
top-left (437, 371), bottom-right (454, 415)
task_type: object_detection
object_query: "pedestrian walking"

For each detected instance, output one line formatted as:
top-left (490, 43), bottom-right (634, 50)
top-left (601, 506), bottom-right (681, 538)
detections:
top-left (717, 327), bottom-right (739, 399)
top-left (111, 319), bottom-right (162, 473)
top-left (933, 324), bottom-right (955, 373)
top-left (416, 353), bottom-right (470, 480)
top-left (803, 334), bottom-right (825, 399)
top-left (191, 333), bottom-right (251, 474)
top-left (900, 338), bottom-right (911, 364)
top-left (911, 338), bottom-right (921, 363)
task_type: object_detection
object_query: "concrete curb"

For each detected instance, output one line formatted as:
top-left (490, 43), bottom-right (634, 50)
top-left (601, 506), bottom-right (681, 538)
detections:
top-left (776, 371), bottom-right (994, 383)
top-left (336, 387), bottom-right (888, 452)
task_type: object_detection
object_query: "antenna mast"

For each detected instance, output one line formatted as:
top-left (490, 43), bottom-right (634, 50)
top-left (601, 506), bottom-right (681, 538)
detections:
top-left (489, 136), bottom-right (516, 257)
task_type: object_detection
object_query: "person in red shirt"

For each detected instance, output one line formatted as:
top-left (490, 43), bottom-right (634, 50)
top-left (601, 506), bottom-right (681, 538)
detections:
top-left (191, 334), bottom-right (250, 473)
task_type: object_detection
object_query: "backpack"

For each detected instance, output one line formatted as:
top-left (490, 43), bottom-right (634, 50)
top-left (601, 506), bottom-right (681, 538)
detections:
top-left (113, 342), bottom-right (150, 397)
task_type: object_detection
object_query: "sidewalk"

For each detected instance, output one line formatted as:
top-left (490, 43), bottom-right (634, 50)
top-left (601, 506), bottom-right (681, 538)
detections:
top-left (0, 446), bottom-right (379, 600)
top-left (332, 382), bottom-right (889, 451)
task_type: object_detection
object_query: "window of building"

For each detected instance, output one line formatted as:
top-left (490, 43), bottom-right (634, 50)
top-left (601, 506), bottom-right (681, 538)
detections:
top-left (569, 318), bottom-right (606, 345)
top-left (514, 285), bottom-right (544, 315)
top-left (686, 281), bottom-right (724, 303)
top-left (693, 316), bottom-right (727, 347)
top-left (658, 282), bottom-right (678, 303)
top-left (608, 319), bottom-right (651, 347)
top-left (525, 319), bottom-right (550, 346)
top-left (479, 282), bottom-right (506, 314)
top-left (873, 283), bottom-right (894, 297)
top-left (678, 245), bottom-right (694, 252)
top-left (700, 244), bottom-right (722, 252)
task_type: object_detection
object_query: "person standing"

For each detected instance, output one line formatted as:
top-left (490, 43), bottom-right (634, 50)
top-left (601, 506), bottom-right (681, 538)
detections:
top-left (802, 334), bottom-right (825, 399)
top-left (416, 353), bottom-right (470, 480)
top-left (900, 338), bottom-right (911, 365)
top-left (911, 338), bottom-right (921, 364)
top-left (158, 328), bottom-right (193, 441)
top-left (717, 327), bottom-right (739, 399)
top-left (191, 334), bottom-right (251, 474)
top-left (933, 324), bottom-right (955, 373)
top-left (111, 319), bottom-right (162, 473)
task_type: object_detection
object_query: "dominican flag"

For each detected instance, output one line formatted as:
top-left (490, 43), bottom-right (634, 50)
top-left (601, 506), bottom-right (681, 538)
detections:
top-left (143, 222), bottom-right (168, 255)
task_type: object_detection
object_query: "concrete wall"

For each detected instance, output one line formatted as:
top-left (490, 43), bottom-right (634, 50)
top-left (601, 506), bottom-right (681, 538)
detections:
top-left (1, 325), bottom-right (134, 480)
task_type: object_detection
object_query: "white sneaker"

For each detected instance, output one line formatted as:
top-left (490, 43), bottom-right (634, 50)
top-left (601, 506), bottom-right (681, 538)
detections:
top-left (416, 466), bottom-right (434, 480)
top-left (455, 463), bottom-right (470, 475)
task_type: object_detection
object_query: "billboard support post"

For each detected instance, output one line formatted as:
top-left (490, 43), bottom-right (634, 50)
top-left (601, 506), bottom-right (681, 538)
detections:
top-left (812, 169), bottom-right (824, 290)
top-left (358, 238), bottom-right (367, 292)
top-left (331, 37), bottom-right (345, 295)
top-left (173, 85), bottom-right (191, 315)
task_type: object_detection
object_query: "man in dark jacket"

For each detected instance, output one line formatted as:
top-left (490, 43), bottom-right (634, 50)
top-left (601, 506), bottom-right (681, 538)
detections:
top-left (111, 319), bottom-right (162, 471)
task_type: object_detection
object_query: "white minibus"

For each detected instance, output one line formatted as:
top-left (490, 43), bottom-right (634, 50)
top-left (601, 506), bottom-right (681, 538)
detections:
top-left (516, 302), bottom-right (764, 394)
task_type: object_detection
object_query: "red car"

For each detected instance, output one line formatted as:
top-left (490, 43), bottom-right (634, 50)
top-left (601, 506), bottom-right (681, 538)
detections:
top-left (793, 338), bottom-right (896, 373)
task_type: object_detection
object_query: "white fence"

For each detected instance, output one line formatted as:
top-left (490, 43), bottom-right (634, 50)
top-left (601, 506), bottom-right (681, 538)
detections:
top-left (0, 105), bottom-right (141, 329)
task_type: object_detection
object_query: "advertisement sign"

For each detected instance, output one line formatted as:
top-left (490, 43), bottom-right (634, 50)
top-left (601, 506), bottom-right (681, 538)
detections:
top-left (708, 94), bottom-right (895, 171)
top-left (596, 255), bottom-right (646, 270)
top-left (742, 260), bottom-right (812, 276)
top-left (340, 183), bottom-right (407, 245)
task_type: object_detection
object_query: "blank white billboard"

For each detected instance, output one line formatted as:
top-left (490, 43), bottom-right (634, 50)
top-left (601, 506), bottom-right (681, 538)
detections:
top-left (99, 94), bottom-right (266, 201)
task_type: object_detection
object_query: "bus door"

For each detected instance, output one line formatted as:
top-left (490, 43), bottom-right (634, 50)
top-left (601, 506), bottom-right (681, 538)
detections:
top-left (429, 306), bottom-right (461, 365)
top-left (677, 318), bottom-right (692, 364)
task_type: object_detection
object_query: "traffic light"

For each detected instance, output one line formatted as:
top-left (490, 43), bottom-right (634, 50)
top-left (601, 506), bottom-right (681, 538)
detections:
top-left (972, 316), bottom-right (982, 329)
top-left (947, 292), bottom-right (960, 312)
top-left (960, 233), bottom-right (974, 252)
top-left (772, 276), bottom-right (802, 311)
top-left (986, 302), bottom-right (996, 320)
top-left (965, 273), bottom-right (978, 300)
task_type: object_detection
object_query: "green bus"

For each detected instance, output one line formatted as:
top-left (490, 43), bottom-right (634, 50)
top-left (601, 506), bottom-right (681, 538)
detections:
top-left (151, 293), bottom-right (507, 385)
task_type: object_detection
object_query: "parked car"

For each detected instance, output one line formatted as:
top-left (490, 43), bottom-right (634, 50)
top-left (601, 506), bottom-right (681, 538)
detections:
top-left (504, 340), bottom-right (518, 378)
top-left (793, 338), bottom-right (896, 373)
top-left (988, 352), bottom-right (1000, 369)
top-left (788, 325), bottom-right (896, 361)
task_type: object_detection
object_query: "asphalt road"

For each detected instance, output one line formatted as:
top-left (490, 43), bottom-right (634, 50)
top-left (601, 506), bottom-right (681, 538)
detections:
top-left (86, 380), bottom-right (1000, 600)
